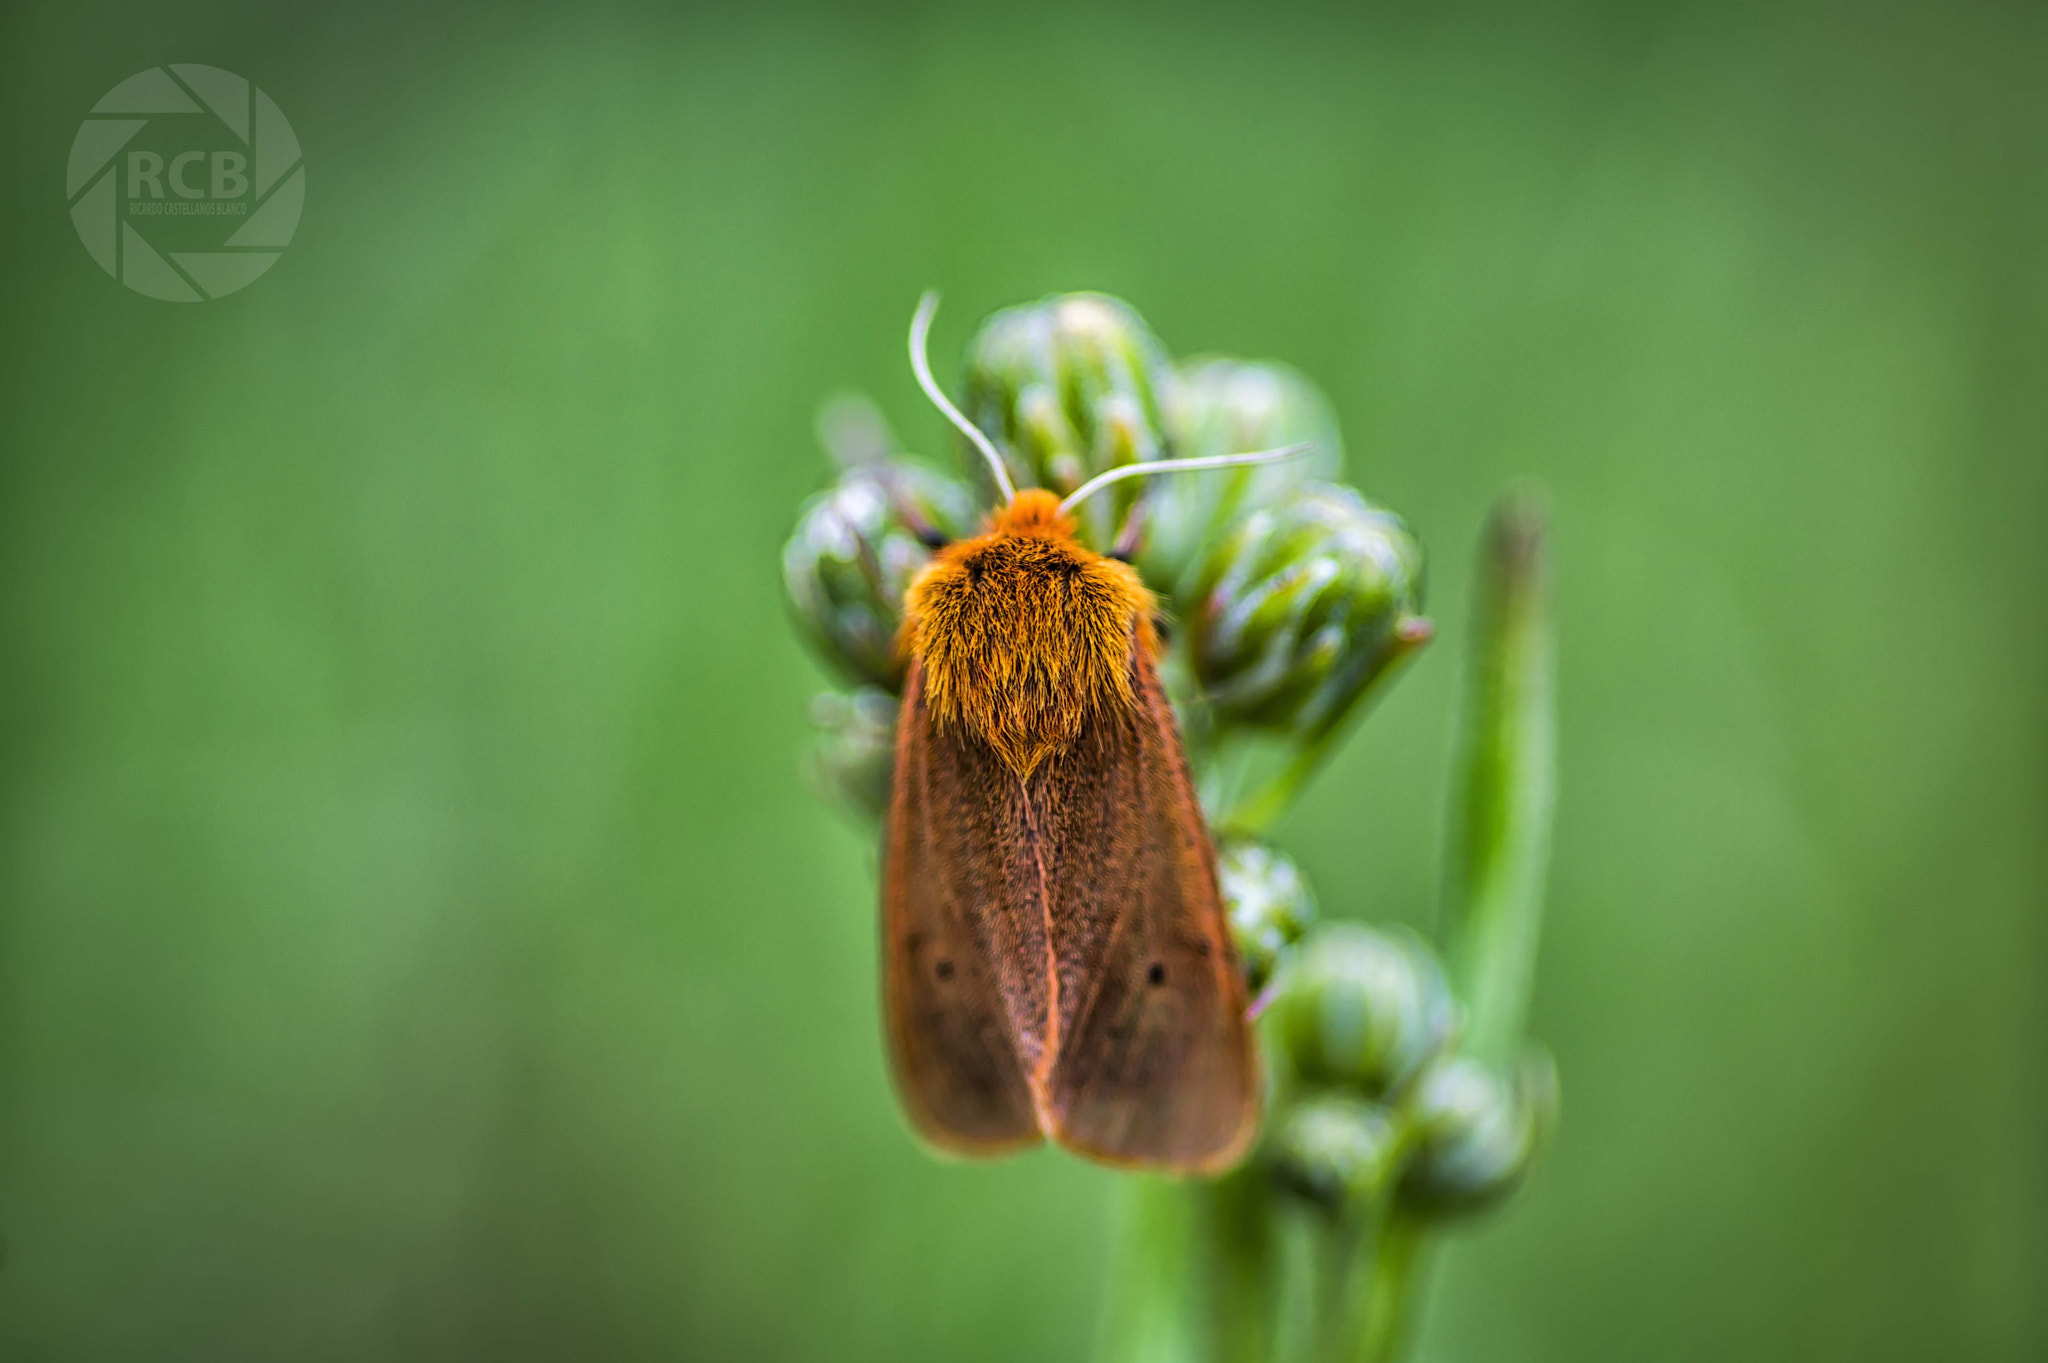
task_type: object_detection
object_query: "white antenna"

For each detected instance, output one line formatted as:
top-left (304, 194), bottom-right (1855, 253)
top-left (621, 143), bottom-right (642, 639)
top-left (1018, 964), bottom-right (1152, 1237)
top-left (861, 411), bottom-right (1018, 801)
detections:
top-left (909, 291), bottom-right (1016, 505)
top-left (1057, 444), bottom-right (1312, 517)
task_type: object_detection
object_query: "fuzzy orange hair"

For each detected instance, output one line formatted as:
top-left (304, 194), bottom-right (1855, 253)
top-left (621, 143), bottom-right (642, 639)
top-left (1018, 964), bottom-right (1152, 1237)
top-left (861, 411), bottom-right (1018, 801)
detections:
top-left (902, 490), bottom-right (1155, 776)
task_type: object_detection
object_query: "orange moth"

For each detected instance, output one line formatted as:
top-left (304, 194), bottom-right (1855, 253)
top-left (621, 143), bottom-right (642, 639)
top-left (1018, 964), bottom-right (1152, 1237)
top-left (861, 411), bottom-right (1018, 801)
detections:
top-left (881, 294), bottom-right (1306, 1173)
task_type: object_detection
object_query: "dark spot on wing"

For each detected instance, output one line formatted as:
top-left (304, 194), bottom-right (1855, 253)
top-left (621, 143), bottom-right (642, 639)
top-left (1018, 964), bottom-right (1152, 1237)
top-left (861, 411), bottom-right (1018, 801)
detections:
top-left (1147, 962), bottom-right (1166, 987)
top-left (936, 959), bottom-right (955, 980)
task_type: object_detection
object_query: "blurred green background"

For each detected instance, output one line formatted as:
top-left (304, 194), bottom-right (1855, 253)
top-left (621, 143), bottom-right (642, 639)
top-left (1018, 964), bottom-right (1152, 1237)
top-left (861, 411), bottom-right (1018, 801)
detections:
top-left (2, 1), bottom-right (2043, 1359)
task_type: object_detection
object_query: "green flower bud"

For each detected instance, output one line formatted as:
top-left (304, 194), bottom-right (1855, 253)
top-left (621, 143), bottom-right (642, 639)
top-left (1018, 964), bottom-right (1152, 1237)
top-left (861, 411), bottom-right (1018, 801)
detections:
top-left (1270, 1093), bottom-right (1401, 1213)
top-left (1266, 923), bottom-right (1456, 1097)
top-left (1143, 358), bottom-right (1344, 592)
top-left (1398, 1050), bottom-right (1556, 1217)
top-left (806, 688), bottom-right (897, 824)
top-left (782, 461), bottom-right (974, 691)
top-left (1187, 482), bottom-right (1430, 742)
top-left (961, 293), bottom-right (1175, 550)
top-left (1218, 838), bottom-right (1318, 996)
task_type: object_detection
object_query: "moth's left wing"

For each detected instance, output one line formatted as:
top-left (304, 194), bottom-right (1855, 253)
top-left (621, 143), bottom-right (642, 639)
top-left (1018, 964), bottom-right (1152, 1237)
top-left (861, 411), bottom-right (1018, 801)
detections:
top-left (881, 659), bottom-right (1045, 1156)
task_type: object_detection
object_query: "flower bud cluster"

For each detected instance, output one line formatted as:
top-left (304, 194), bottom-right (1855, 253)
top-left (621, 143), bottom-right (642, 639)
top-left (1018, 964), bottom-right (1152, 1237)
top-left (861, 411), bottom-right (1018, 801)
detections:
top-left (1187, 484), bottom-right (1428, 742)
top-left (783, 457), bottom-right (973, 692)
top-left (960, 293), bottom-right (1175, 551)
top-left (806, 688), bottom-right (896, 825)
top-left (1219, 838), bottom-right (1318, 996)
top-left (1262, 918), bottom-right (1551, 1219)
top-left (1142, 357), bottom-right (1343, 590)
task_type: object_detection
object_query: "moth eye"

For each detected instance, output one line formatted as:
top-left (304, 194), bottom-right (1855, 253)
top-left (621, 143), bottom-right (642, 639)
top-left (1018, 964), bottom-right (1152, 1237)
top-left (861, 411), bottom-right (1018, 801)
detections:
top-left (1146, 962), bottom-right (1166, 987)
top-left (935, 959), bottom-right (955, 981)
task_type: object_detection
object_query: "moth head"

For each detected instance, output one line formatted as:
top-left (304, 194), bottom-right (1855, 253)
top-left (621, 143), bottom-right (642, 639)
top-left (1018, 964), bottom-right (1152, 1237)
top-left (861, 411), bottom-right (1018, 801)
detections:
top-left (902, 493), bottom-right (1147, 775)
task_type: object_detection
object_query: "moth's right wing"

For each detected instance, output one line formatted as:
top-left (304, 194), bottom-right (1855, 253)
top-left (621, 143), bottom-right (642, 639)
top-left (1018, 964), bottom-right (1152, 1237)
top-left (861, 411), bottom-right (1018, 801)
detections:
top-left (880, 659), bottom-right (1044, 1155)
top-left (1035, 639), bottom-right (1260, 1174)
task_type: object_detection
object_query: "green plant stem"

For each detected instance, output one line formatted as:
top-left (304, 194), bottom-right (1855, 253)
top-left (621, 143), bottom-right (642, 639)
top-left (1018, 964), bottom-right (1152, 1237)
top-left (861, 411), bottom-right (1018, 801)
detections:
top-left (1222, 617), bottom-right (1434, 837)
top-left (1311, 1211), bottom-right (1367, 1363)
top-left (1221, 725), bottom-right (1347, 838)
top-left (1446, 492), bottom-right (1555, 1072)
top-left (1348, 1213), bottom-right (1429, 1363)
top-left (1096, 1170), bottom-right (1279, 1363)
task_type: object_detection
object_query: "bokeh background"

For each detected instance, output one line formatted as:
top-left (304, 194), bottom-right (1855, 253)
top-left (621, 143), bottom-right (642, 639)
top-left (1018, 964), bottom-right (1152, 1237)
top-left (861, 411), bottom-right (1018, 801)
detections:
top-left (2, 1), bottom-right (2043, 1359)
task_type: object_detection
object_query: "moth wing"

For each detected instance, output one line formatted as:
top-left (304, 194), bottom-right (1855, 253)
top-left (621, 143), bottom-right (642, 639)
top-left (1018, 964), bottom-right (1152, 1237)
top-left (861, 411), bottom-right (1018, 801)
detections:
top-left (880, 658), bottom-right (1044, 1155)
top-left (1037, 638), bottom-right (1261, 1174)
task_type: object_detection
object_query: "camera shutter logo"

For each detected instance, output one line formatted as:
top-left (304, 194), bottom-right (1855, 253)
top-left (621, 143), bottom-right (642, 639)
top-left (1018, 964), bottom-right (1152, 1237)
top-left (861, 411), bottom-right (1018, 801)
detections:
top-left (66, 66), bottom-right (304, 301)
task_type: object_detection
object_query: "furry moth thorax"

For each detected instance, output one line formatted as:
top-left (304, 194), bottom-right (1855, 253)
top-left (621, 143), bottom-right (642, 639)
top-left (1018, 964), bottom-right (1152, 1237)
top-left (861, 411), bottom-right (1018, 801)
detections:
top-left (903, 489), bottom-right (1156, 777)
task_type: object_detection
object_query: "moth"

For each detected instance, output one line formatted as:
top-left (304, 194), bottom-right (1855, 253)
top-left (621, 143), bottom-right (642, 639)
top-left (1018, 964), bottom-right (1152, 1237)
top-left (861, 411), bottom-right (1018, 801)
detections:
top-left (880, 294), bottom-right (1305, 1174)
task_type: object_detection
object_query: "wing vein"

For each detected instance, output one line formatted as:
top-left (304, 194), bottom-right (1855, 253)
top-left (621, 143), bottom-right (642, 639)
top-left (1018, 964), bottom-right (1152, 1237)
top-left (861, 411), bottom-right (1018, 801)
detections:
top-left (1015, 774), bottom-right (1060, 1084)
